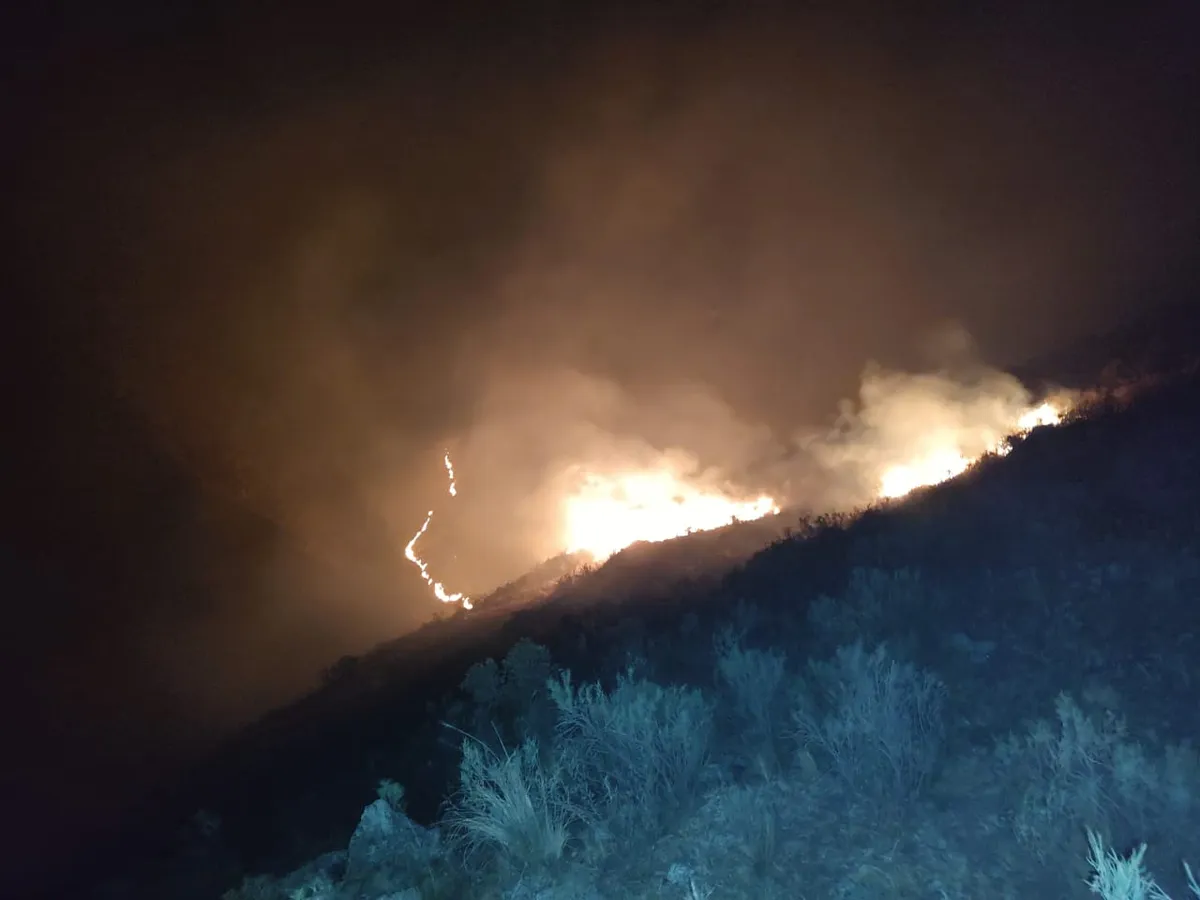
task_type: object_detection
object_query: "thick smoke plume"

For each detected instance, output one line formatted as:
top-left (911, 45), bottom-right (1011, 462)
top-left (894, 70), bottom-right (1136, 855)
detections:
top-left (436, 325), bottom-right (1067, 592)
top-left (50, 12), bottom-right (1187, 621)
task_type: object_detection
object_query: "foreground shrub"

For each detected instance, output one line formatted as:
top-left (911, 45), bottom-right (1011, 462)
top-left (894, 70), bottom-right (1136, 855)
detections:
top-left (443, 736), bottom-right (577, 870)
top-left (548, 668), bottom-right (713, 835)
top-left (997, 693), bottom-right (1197, 860)
top-left (1085, 829), bottom-right (1200, 900)
top-left (791, 641), bottom-right (946, 801)
top-left (713, 626), bottom-right (787, 761)
top-left (459, 639), bottom-right (556, 748)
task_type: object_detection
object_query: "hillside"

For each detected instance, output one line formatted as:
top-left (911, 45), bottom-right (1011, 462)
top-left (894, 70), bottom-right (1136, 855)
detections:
top-left (221, 504), bottom-right (798, 747)
top-left (67, 352), bottom-right (1200, 900)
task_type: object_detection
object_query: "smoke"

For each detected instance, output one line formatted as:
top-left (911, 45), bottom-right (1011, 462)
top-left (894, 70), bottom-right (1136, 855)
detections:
top-left (48, 9), bottom-right (1189, 614)
top-left (445, 368), bottom-right (784, 584)
top-left (7, 9), bottom-right (1197, 851)
top-left (439, 324), bottom-right (1066, 586)
top-left (794, 354), bottom-right (1064, 510)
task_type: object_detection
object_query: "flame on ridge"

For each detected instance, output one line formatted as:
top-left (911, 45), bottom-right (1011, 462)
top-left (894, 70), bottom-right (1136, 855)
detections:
top-left (877, 399), bottom-right (1065, 500)
top-left (405, 451), bottom-right (472, 609)
top-left (406, 392), bottom-right (1072, 608)
top-left (561, 465), bottom-right (780, 562)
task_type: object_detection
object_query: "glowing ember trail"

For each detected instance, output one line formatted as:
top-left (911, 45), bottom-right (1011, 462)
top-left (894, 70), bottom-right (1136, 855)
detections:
top-left (562, 466), bottom-right (780, 562)
top-left (878, 399), bottom-right (1066, 500)
top-left (405, 452), bottom-right (472, 609)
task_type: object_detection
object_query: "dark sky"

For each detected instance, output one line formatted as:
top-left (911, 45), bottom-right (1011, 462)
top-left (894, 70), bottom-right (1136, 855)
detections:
top-left (3, 0), bottom-right (1199, 884)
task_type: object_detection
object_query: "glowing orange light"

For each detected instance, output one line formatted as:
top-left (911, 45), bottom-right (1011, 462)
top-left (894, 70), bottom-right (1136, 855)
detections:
top-left (561, 465), bottom-right (779, 562)
top-left (878, 399), bottom-right (1066, 499)
top-left (405, 451), bottom-right (472, 609)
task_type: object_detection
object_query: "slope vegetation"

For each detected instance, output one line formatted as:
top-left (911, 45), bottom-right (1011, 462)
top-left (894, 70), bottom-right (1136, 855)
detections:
top-left (76, 364), bottom-right (1200, 900)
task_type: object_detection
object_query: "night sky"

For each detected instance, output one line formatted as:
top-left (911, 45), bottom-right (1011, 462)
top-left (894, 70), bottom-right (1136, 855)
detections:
top-left (3, 0), bottom-right (1199, 888)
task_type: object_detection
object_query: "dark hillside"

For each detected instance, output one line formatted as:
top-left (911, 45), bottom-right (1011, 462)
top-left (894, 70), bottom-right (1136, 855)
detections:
top-left (72, 356), bottom-right (1200, 900)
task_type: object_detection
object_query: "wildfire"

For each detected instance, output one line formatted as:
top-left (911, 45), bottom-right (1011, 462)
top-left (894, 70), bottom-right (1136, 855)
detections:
top-left (404, 387), bottom-right (1072, 608)
top-left (562, 465), bottom-right (780, 562)
top-left (405, 451), bottom-right (472, 609)
top-left (877, 399), bottom-right (1065, 499)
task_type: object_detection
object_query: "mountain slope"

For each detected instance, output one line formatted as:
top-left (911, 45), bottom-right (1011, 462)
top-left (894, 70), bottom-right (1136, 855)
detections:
top-left (66, 357), bottom-right (1200, 900)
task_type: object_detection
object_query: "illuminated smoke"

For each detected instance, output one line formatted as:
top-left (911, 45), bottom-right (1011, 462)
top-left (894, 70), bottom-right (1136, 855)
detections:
top-left (876, 398), bottom-right (1068, 499)
top-left (449, 370), bottom-right (788, 579)
top-left (404, 451), bottom-right (472, 610)
top-left (802, 363), bottom-right (1077, 505)
top-left (561, 461), bottom-right (780, 561)
top-left (438, 360), bottom-right (1076, 592)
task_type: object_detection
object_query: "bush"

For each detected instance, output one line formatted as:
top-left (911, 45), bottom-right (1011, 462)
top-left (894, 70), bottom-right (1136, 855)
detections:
top-left (806, 567), bottom-right (927, 650)
top-left (548, 668), bottom-right (713, 834)
top-left (1084, 830), bottom-right (1200, 900)
top-left (713, 627), bottom-right (787, 760)
top-left (1085, 829), bottom-right (1171, 900)
top-left (1004, 693), bottom-right (1129, 856)
top-left (996, 693), bottom-right (1196, 860)
top-left (790, 642), bottom-right (946, 801)
top-left (443, 737), bottom-right (577, 870)
top-left (459, 640), bottom-right (556, 747)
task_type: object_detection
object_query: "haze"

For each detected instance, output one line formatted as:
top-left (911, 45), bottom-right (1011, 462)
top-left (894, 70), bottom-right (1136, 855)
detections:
top-left (4, 3), bottom-right (1198, 885)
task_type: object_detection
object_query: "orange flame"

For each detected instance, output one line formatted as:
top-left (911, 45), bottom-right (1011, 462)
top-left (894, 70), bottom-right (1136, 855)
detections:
top-left (406, 388), bottom-right (1069, 608)
top-left (877, 398), bottom-right (1066, 500)
top-left (561, 464), bottom-right (779, 562)
top-left (405, 451), bottom-right (472, 609)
